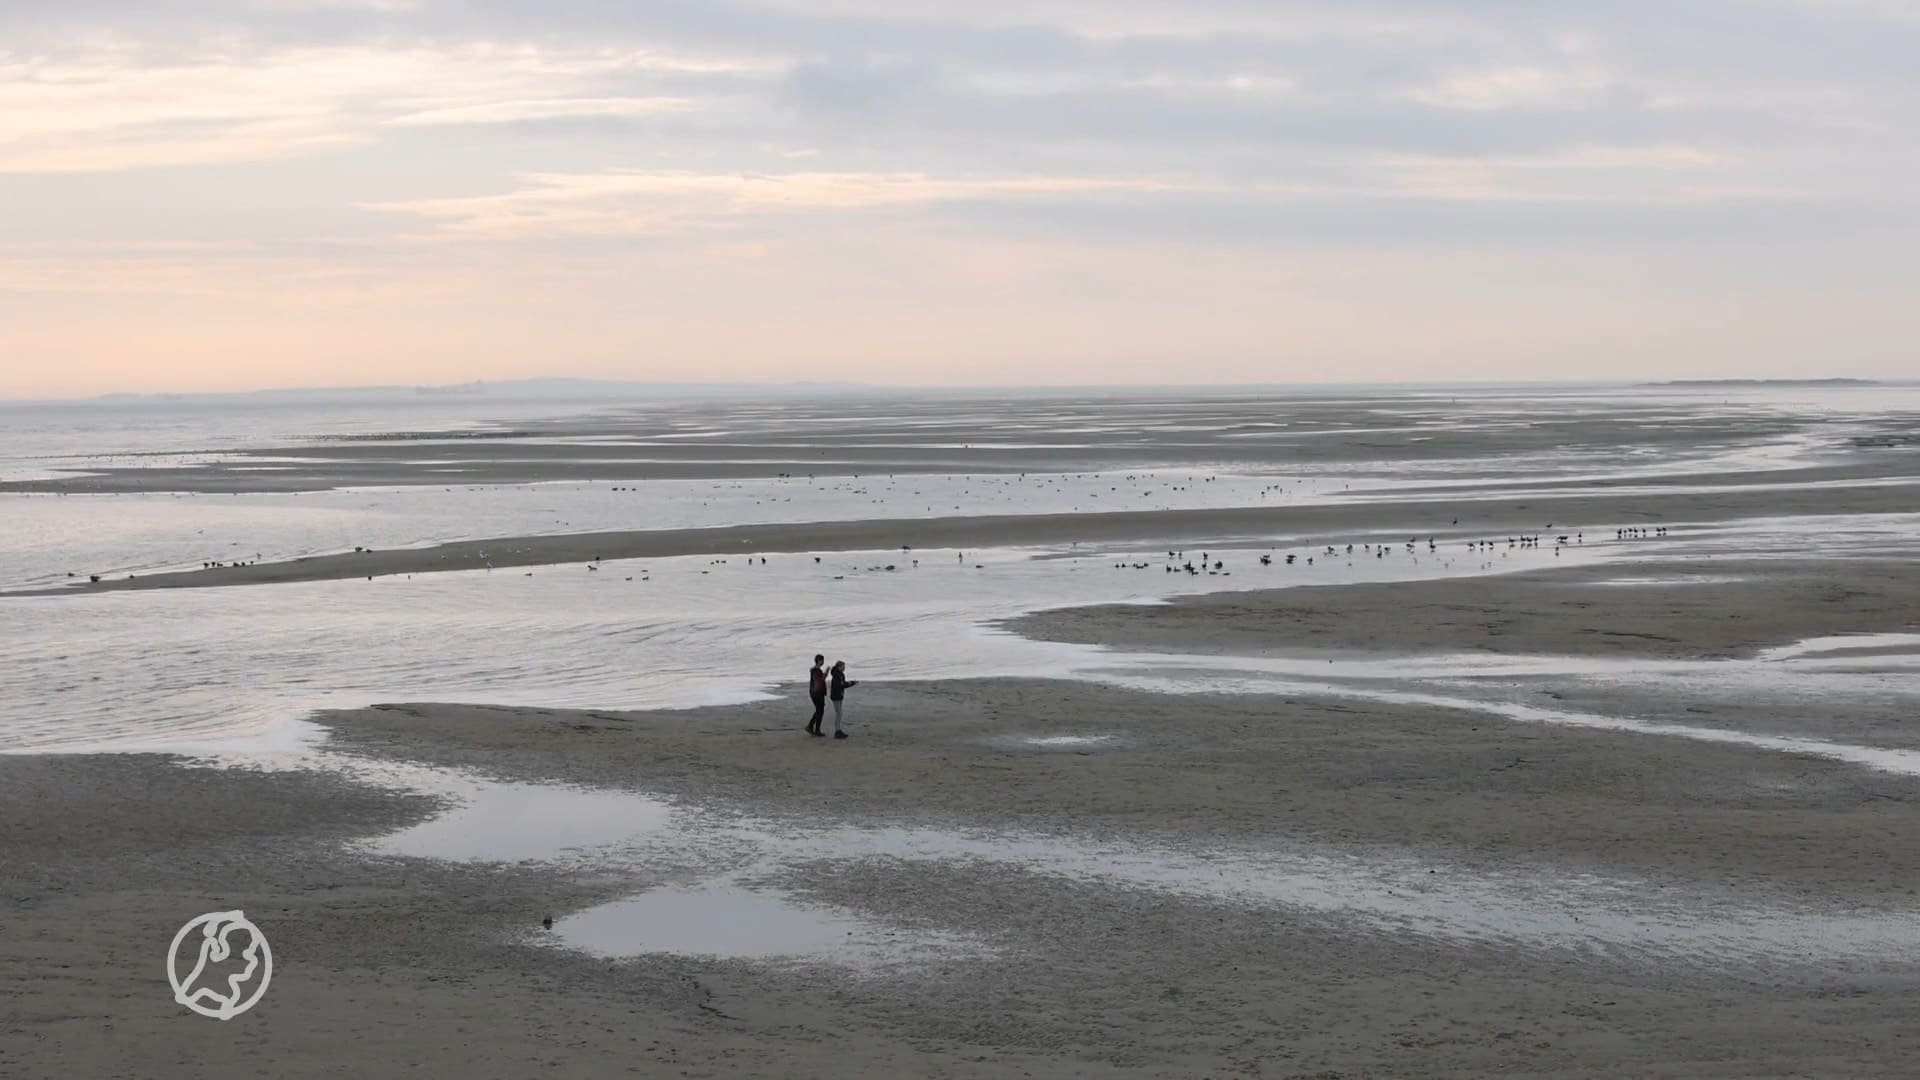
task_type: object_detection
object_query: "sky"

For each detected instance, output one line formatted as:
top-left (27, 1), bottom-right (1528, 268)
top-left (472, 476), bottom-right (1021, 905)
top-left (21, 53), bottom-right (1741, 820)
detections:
top-left (1, 0), bottom-right (1916, 398)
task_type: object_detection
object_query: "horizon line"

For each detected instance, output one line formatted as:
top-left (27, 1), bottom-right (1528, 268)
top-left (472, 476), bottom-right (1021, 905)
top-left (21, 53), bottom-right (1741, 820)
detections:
top-left (0, 375), bottom-right (1898, 406)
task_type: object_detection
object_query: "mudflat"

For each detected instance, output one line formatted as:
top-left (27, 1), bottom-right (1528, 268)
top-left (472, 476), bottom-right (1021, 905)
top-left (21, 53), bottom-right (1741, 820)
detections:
top-left (1011, 558), bottom-right (1920, 660)
top-left (6, 562), bottom-right (1919, 1078)
top-left (8, 393), bottom-right (1920, 1077)
top-left (23, 474), bottom-right (1920, 595)
top-left (1, 394), bottom-right (1862, 495)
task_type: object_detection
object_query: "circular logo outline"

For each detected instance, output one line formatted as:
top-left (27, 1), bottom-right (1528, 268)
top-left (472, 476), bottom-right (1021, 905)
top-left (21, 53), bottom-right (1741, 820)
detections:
top-left (167, 910), bottom-right (273, 1020)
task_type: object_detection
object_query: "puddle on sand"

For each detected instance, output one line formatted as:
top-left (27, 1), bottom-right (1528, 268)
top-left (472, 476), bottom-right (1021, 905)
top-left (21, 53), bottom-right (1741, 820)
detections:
top-left (1758, 633), bottom-right (1920, 663)
top-left (142, 728), bottom-right (700, 866)
top-left (1581, 575), bottom-right (1750, 587)
top-left (354, 760), bottom-right (1920, 965)
top-left (156, 732), bottom-right (1920, 966)
top-left (373, 778), bottom-right (677, 863)
top-left (1018, 734), bottom-right (1116, 748)
top-left (552, 877), bottom-right (982, 966)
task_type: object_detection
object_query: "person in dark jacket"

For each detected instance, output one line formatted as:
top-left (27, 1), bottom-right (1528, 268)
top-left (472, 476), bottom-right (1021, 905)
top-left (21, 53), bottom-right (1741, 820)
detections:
top-left (804, 654), bottom-right (827, 736)
top-left (828, 660), bottom-right (859, 739)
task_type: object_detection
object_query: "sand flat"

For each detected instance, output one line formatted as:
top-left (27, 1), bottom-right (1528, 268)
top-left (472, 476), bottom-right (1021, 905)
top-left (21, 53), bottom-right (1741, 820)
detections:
top-left (21, 474), bottom-right (1920, 595)
top-left (8, 561), bottom-right (1920, 1077)
top-left (6, 389), bottom-right (1920, 1077)
top-left (5, 698), bottom-right (1917, 1078)
top-left (1011, 558), bottom-right (1920, 660)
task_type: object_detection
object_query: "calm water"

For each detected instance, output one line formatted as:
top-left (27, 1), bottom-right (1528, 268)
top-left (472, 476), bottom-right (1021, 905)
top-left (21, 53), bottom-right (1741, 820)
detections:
top-left (2, 384), bottom-right (1917, 754)
top-left (187, 714), bottom-right (1920, 966)
top-left (9, 384), bottom-right (1920, 968)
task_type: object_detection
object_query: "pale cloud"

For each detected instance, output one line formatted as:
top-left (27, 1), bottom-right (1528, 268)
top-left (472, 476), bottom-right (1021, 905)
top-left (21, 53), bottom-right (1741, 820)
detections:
top-left (1406, 65), bottom-right (1621, 112)
top-left (0, 49), bottom-right (351, 171)
top-left (367, 170), bottom-right (1209, 239)
top-left (0, 42), bottom-right (763, 173)
top-left (363, 149), bottom-right (1800, 244)
top-left (1, 116), bottom-right (357, 174)
top-left (383, 96), bottom-right (696, 126)
top-left (246, 0), bottom-right (425, 11)
top-left (1364, 145), bottom-right (1804, 207)
top-left (1, 0), bottom-right (1917, 394)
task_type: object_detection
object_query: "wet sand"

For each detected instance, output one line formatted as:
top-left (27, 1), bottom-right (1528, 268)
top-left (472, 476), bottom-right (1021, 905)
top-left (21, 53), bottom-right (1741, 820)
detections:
top-left (8, 392), bottom-right (1920, 1075)
top-left (23, 475), bottom-right (1920, 595)
top-left (1012, 558), bottom-right (1920, 660)
top-left (6, 567), bottom-right (1920, 1077)
top-left (1, 393), bottom-right (1857, 495)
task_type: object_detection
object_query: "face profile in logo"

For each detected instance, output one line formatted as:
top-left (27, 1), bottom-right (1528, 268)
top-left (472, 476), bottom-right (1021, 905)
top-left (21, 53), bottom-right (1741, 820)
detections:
top-left (167, 910), bottom-right (272, 1020)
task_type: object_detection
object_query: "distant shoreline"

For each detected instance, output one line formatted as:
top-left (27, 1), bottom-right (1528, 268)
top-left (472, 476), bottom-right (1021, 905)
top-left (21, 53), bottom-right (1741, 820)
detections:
top-left (1641, 378), bottom-right (1880, 387)
top-left (7, 376), bottom-right (1910, 407)
top-left (19, 472), bottom-right (1920, 597)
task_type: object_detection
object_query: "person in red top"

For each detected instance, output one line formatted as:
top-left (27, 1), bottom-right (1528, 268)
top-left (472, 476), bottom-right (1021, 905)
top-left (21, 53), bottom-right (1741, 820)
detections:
top-left (804, 655), bottom-right (828, 736)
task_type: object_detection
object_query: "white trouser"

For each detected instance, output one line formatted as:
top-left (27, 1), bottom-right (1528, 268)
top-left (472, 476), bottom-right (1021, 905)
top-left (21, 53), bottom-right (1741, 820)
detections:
top-left (831, 698), bottom-right (844, 732)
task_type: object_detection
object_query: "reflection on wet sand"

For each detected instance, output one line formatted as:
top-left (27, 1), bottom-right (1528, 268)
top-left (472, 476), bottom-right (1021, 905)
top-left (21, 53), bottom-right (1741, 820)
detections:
top-left (9, 387), bottom-right (1920, 1077)
top-left (179, 738), bottom-right (1920, 968)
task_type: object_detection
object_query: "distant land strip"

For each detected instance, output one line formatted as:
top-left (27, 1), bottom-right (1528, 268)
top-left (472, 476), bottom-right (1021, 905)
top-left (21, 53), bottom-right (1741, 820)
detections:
top-left (1640, 378), bottom-right (1881, 387)
top-left (18, 477), bottom-right (1920, 597)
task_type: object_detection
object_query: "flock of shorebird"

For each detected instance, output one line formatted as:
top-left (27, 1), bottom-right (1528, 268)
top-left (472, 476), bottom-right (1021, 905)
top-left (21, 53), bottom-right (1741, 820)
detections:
top-left (1102, 526), bottom-right (1676, 578)
top-left (67, 504), bottom-right (1678, 588)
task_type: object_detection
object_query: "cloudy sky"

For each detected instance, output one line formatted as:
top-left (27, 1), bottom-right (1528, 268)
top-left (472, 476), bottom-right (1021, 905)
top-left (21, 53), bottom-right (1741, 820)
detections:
top-left (2, 0), bottom-right (1915, 396)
